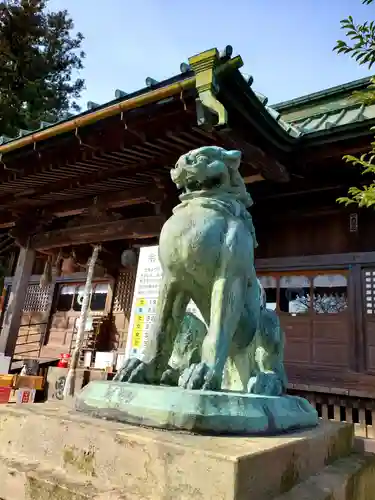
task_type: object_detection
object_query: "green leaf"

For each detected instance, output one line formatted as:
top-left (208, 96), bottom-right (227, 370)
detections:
top-left (337, 196), bottom-right (355, 206)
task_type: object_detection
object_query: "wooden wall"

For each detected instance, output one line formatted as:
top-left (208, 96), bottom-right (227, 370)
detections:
top-left (254, 208), bottom-right (375, 259)
top-left (253, 201), bottom-right (375, 392)
top-left (5, 267), bottom-right (137, 363)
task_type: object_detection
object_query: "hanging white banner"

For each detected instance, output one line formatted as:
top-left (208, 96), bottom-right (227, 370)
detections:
top-left (124, 245), bottom-right (205, 360)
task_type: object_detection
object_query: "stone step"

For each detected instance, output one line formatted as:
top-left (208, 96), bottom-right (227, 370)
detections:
top-left (275, 453), bottom-right (375, 500)
top-left (0, 454), bottom-right (125, 500)
top-left (0, 402), bottom-right (355, 499)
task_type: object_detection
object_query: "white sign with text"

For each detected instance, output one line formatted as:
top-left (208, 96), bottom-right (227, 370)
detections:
top-left (125, 245), bottom-right (205, 360)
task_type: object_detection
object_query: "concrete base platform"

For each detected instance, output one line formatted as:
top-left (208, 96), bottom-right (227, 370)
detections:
top-left (75, 381), bottom-right (319, 435)
top-left (0, 455), bottom-right (123, 500)
top-left (0, 401), bottom-right (371, 499)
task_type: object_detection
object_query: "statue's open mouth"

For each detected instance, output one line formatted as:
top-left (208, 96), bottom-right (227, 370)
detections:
top-left (184, 175), bottom-right (223, 193)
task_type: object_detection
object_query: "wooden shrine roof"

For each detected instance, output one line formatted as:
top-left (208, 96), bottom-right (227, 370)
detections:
top-left (0, 48), bottom-right (293, 232)
top-left (0, 46), bottom-right (373, 251)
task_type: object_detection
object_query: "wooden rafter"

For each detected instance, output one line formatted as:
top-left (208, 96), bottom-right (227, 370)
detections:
top-left (0, 120), bottom-right (205, 212)
top-left (217, 131), bottom-right (290, 182)
top-left (0, 101), bottom-right (196, 183)
top-left (0, 182), bottom-right (173, 229)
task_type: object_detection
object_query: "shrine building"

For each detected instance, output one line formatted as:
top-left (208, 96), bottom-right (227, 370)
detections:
top-left (0, 46), bottom-right (374, 432)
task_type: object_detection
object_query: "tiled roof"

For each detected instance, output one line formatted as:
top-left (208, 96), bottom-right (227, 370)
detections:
top-left (241, 73), bottom-right (375, 137)
top-left (284, 102), bottom-right (375, 135)
top-left (270, 76), bottom-right (375, 136)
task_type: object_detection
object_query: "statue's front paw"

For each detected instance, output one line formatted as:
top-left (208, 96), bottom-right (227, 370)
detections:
top-left (114, 357), bottom-right (142, 382)
top-left (247, 372), bottom-right (283, 396)
top-left (127, 362), bottom-right (153, 384)
top-left (160, 367), bottom-right (179, 386)
top-left (114, 357), bottom-right (155, 384)
top-left (178, 362), bottom-right (221, 391)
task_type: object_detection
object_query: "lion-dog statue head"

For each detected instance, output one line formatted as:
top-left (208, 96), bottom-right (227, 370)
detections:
top-left (171, 146), bottom-right (253, 207)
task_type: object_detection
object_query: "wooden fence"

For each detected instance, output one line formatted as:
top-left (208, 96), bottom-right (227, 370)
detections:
top-left (289, 388), bottom-right (375, 439)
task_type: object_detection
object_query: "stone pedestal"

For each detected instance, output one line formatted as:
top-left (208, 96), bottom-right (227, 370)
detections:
top-left (0, 402), bottom-right (374, 499)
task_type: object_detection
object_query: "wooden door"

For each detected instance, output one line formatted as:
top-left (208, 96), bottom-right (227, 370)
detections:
top-left (310, 273), bottom-right (351, 369)
top-left (259, 270), bottom-right (351, 371)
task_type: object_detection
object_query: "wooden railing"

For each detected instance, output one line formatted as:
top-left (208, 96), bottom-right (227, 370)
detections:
top-left (289, 388), bottom-right (375, 439)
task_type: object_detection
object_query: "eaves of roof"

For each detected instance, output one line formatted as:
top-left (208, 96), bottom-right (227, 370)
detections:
top-left (0, 69), bottom-right (195, 154)
top-left (0, 51), bottom-right (301, 157)
top-left (219, 70), bottom-right (300, 151)
top-left (0, 49), bottom-right (374, 157)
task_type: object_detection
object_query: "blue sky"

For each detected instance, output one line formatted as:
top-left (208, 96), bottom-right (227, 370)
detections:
top-left (49, 0), bottom-right (373, 108)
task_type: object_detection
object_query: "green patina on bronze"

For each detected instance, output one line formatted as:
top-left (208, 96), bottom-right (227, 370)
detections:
top-left (115, 146), bottom-right (287, 394)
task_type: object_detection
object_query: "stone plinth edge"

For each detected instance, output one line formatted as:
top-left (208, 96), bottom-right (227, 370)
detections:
top-left (75, 381), bottom-right (318, 435)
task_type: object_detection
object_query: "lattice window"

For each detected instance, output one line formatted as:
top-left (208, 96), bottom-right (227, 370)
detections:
top-left (113, 269), bottom-right (136, 314)
top-left (364, 270), bottom-right (375, 315)
top-left (22, 284), bottom-right (52, 312)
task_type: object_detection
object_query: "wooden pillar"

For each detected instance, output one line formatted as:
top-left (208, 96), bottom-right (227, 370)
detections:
top-left (0, 246), bottom-right (35, 358)
top-left (352, 263), bottom-right (365, 372)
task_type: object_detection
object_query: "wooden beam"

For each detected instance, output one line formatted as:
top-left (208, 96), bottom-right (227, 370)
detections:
top-left (244, 174), bottom-right (265, 184)
top-left (0, 173), bottom-right (262, 226)
top-left (255, 251), bottom-right (375, 271)
top-left (251, 175), bottom-right (369, 203)
top-left (31, 216), bottom-right (165, 250)
top-left (255, 183), bottom-right (345, 200)
top-left (298, 138), bottom-right (372, 164)
top-left (215, 131), bottom-right (290, 182)
top-left (0, 171), bottom-right (263, 226)
top-left (0, 184), bottom-right (167, 228)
